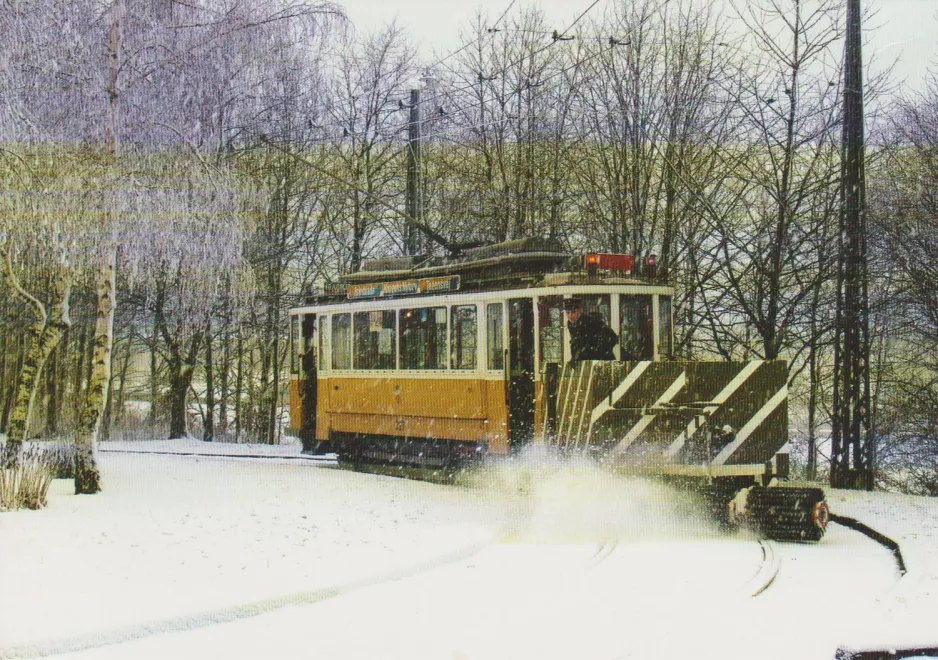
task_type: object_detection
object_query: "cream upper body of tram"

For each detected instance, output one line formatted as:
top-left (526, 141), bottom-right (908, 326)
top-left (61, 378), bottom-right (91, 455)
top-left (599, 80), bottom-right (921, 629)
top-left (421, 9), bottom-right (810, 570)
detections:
top-left (287, 239), bottom-right (673, 465)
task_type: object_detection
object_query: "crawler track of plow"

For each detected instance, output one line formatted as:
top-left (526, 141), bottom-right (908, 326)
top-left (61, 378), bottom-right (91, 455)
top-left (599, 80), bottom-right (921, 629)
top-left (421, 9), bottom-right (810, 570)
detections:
top-left (748, 487), bottom-right (828, 542)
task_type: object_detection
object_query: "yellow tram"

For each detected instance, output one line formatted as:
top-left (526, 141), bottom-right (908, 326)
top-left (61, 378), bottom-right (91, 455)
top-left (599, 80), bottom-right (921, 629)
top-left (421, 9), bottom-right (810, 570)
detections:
top-left (287, 238), bottom-right (829, 540)
top-left (287, 239), bottom-right (673, 464)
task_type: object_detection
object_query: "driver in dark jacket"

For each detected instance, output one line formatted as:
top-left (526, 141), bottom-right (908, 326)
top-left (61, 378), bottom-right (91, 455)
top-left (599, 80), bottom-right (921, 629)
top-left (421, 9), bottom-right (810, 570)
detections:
top-left (565, 298), bottom-right (618, 361)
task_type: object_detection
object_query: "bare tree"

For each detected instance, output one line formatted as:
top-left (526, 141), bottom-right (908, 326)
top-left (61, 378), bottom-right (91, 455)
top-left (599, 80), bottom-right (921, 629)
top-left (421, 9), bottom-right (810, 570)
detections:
top-left (868, 72), bottom-right (938, 493)
top-left (0, 165), bottom-right (75, 466)
top-left (701, 0), bottom-right (845, 361)
top-left (320, 24), bottom-right (418, 271)
top-left (435, 9), bottom-right (576, 244)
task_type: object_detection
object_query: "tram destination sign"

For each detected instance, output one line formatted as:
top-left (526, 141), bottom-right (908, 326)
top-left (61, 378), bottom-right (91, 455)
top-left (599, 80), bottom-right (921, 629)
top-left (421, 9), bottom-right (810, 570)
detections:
top-left (347, 275), bottom-right (461, 300)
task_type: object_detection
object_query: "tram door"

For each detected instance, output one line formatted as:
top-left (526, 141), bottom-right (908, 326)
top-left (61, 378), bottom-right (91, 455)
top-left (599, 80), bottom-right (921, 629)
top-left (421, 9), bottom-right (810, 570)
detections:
top-left (537, 297), bottom-right (565, 438)
top-left (507, 298), bottom-right (535, 450)
top-left (300, 314), bottom-right (318, 453)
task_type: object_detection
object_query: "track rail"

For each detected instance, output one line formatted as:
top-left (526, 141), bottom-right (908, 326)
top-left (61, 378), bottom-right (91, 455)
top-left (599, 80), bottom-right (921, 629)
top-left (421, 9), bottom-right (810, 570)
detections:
top-left (585, 538), bottom-right (780, 598)
top-left (98, 448), bottom-right (338, 463)
top-left (746, 540), bottom-right (781, 597)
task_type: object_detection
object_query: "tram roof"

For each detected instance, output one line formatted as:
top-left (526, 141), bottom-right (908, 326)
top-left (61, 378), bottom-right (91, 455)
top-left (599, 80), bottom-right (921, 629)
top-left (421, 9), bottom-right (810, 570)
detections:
top-left (304, 238), bottom-right (667, 306)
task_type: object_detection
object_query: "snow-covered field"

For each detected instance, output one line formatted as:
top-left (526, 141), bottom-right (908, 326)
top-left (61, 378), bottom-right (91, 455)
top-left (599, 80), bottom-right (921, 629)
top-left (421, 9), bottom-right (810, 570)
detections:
top-left (1, 438), bottom-right (937, 660)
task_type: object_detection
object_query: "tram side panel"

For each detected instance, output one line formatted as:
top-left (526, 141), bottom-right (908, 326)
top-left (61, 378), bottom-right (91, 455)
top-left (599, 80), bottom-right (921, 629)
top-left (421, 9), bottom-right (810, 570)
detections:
top-left (316, 375), bottom-right (510, 460)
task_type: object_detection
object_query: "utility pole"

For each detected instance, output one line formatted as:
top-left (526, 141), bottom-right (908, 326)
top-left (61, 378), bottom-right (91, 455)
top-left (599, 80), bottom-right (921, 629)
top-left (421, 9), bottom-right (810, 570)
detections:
top-left (831, 0), bottom-right (874, 490)
top-left (404, 89), bottom-right (422, 255)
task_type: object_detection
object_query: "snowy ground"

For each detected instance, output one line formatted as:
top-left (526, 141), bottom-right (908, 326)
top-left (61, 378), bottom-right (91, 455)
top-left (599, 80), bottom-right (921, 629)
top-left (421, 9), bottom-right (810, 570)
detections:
top-left (1, 438), bottom-right (937, 660)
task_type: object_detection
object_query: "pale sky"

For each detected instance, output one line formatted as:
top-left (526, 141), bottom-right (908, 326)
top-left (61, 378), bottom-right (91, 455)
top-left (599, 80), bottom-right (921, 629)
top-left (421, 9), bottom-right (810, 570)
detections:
top-left (336, 0), bottom-right (938, 95)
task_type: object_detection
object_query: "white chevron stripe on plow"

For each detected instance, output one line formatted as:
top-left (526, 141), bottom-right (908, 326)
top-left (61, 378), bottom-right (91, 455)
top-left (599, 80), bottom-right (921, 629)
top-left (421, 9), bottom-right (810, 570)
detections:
top-left (573, 362), bottom-right (599, 447)
top-left (586, 361), bottom-right (652, 443)
top-left (663, 360), bottom-right (765, 459)
top-left (612, 372), bottom-right (687, 453)
top-left (711, 385), bottom-right (788, 467)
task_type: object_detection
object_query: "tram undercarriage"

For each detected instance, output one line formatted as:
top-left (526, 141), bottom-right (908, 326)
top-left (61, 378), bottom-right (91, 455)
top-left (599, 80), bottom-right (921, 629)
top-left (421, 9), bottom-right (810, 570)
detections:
top-left (330, 431), bottom-right (484, 471)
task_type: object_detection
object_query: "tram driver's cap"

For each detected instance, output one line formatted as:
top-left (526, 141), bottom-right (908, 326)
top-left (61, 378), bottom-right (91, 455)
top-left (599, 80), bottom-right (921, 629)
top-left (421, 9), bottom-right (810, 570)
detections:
top-left (563, 298), bottom-right (584, 311)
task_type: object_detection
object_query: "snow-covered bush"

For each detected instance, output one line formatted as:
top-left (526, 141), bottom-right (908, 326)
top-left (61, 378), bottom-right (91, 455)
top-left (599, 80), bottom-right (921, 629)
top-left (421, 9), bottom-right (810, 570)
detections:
top-left (0, 444), bottom-right (57, 510)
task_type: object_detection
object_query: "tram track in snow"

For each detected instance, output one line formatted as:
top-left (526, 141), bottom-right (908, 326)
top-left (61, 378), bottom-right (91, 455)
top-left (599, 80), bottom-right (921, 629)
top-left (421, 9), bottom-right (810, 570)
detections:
top-left (97, 448), bottom-right (338, 464)
top-left (584, 537), bottom-right (782, 599)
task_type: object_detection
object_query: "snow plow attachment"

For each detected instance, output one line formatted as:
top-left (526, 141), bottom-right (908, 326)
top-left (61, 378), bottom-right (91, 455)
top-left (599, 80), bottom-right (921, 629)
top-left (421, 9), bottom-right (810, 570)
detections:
top-left (541, 359), bottom-right (829, 542)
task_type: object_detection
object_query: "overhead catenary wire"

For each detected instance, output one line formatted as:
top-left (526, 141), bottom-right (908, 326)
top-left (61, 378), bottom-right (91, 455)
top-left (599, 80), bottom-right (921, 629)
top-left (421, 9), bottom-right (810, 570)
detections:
top-left (285, 0), bottom-right (608, 148)
top-left (327, 12), bottom-right (777, 150)
top-left (310, 0), bottom-right (761, 150)
top-left (432, 0), bottom-right (519, 70)
top-left (272, 4), bottom-right (843, 180)
top-left (286, 0), bottom-right (521, 145)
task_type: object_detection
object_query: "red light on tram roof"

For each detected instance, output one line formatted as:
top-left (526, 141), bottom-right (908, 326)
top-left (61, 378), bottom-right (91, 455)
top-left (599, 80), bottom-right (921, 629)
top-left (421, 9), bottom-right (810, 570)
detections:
top-left (584, 253), bottom-right (634, 273)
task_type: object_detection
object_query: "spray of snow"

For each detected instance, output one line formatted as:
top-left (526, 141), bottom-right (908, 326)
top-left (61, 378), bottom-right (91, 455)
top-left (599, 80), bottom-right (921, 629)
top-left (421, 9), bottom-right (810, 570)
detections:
top-left (465, 444), bottom-right (722, 544)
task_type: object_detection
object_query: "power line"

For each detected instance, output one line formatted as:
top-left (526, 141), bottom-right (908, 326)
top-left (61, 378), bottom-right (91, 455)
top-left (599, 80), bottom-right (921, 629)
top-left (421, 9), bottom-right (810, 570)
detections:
top-left (303, 0), bottom-right (607, 147)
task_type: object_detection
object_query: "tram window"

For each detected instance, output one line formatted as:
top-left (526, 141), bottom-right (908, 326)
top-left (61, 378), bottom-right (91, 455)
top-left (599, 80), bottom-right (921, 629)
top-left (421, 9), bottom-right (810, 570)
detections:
top-left (300, 314), bottom-right (317, 374)
top-left (331, 313), bottom-right (352, 370)
top-left (450, 305), bottom-right (477, 370)
top-left (619, 296), bottom-right (652, 360)
top-left (318, 316), bottom-right (326, 370)
top-left (578, 295), bottom-right (611, 324)
top-left (486, 303), bottom-right (504, 370)
top-left (400, 306), bottom-right (447, 370)
top-left (658, 296), bottom-right (673, 358)
top-left (354, 310), bottom-right (396, 370)
top-left (538, 297), bottom-right (564, 367)
top-left (289, 315), bottom-right (300, 375)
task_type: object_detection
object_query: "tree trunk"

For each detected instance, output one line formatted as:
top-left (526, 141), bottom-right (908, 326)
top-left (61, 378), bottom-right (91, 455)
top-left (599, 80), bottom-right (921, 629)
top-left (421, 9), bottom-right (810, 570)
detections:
top-left (113, 339), bottom-right (133, 425)
top-left (257, 326), bottom-right (270, 444)
top-left (0, 330), bottom-right (8, 433)
top-left (149, 314), bottom-right (159, 429)
top-left (219, 317), bottom-right (230, 439)
top-left (0, 263), bottom-right (72, 469)
top-left (2, 323), bottom-right (72, 467)
top-left (114, 341), bottom-right (131, 426)
top-left (73, 322), bottom-right (87, 409)
top-left (51, 326), bottom-right (69, 434)
top-left (100, 365), bottom-right (114, 442)
top-left (203, 316), bottom-right (214, 442)
top-left (167, 360), bottom-right (191, 439)
top-left (84, 318), bottom-right (95, 394)
top-left (1, 332), bottom-right (27, 433)
top-left (44, 344), bottom-right (58, 435)
top-left (235, 328), bottom-right (243, 443)
top-left (58, 326), bottom-right (69, 425)
top-left (166, 332), bottom-right (202, 439)
top-left (74, 245), bottom-right (116, 495)
top-left (268, 321), bottom-right (280, 445)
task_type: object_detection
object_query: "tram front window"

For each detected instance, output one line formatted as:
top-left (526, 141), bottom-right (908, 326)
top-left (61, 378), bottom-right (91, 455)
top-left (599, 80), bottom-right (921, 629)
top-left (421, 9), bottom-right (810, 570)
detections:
top-left (354, 310), bottom-right (396, 370)
top-left (450, 305), bottom-right (477, 370)
top-left (400, 306), bottom-right (447, 369)
top-left (537, 297), bottom-right (564, 367)
top-left (619, 296), bottom-right (652, 360)
top-left (659, 295), bottom-right (673, 358)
